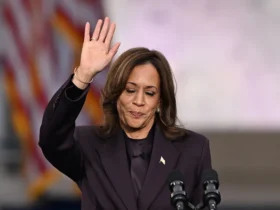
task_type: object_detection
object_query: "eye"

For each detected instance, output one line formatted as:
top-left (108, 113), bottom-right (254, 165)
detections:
top-left (146, 92), bottom-right (155, 96)
top-left (126, 89), bottom-right (135, 93)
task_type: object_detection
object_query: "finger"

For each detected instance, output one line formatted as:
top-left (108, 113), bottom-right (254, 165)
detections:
top-left (91, 19), bottom-right (103, 40)
top-left (99, 17), bottom-right (110, 42)
top-left (84, 22), bottom-right (90, 42)
top-left (108, 42), bottom-right (121, 59)
top-left (105, 23), bottom-right (116, 46)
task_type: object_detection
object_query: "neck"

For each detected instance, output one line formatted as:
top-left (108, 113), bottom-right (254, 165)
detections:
top-left (122, 120), bottom-right (155, 140)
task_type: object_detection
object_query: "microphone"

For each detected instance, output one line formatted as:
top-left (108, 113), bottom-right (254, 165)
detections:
top-left (167, 170), bottom-right (188, 210)
top-left (201, 169), bottom-right (221, 210)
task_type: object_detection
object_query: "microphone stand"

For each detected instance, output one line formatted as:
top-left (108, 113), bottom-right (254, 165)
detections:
top-left (195, 202), bottom-right (205, 210)
top-left (189, 201), bottom-right (218, 210)
top-left (178, 201), bottom-right (216, 210)
top-left (186, 201), bottom-right (197, 210)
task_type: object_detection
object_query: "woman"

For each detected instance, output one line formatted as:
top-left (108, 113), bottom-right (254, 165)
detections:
top-left (39, 17), bottom-right (212, 210)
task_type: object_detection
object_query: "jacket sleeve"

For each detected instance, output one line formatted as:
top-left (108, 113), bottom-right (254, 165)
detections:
top-left (38, 74), bottom-right (90, 182)
top-left (190, 136), bottom-right (212, 208)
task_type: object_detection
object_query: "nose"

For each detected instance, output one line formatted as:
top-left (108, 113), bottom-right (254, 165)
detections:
top-left (133, 90), bottom-right (145, 106)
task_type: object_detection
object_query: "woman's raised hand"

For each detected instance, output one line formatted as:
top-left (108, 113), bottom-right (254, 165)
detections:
top-left (75, 17), bottom-right (121, 85)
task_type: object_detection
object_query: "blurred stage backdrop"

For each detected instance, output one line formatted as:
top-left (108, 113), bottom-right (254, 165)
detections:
top-left (0, 0), bottom-right (279, 210)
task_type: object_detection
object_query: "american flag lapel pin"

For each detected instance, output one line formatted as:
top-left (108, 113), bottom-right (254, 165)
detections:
top-left (159, 156), bottom-right (166, 165)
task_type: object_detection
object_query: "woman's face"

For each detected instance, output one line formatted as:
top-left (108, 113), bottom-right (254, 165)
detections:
top-left (117, 63), bottom-right (160, 132)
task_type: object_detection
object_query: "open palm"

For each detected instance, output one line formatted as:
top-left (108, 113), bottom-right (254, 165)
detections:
top-left (79, 17), bottom-right (121, 77)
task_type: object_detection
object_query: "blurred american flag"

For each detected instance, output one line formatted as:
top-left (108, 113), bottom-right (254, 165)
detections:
top-left (1, 0), bottom-right (104, 200)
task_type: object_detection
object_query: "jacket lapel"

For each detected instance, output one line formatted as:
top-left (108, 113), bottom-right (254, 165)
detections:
top-left (138, 125), bottom-right (181, 210)
top-left (98, 128), bottom-right (138, 210)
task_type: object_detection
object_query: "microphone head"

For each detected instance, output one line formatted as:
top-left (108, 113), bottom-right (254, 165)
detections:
top-left (167, 169), bottom-right (184, 183)
top-left (167, 170), bottom-right (185, 190)
top-left (167, 170), bottom-right (188, 207)
top-left (202, 169), bottom-right (219, 188)
top-left (201, 169), bottom-right (222, 206)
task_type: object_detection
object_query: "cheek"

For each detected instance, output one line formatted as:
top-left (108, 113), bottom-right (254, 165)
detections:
top-left (117, 94), bottom-right (134, 111)
top-left (117, 99), bottom-right (127, 117)
top-left (116, 100), bottom-right (123, 114)
top-left (146, 97), bottom-right (160, 112)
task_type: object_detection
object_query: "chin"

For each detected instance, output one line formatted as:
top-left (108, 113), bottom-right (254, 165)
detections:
top-left (127, 122), bottom-right (144, 129)
top-left (126, 119), bottom-right (145, 129)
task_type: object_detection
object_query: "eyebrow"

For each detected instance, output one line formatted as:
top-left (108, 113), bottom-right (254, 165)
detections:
top-left (127, 82), bottom-right (158, 90)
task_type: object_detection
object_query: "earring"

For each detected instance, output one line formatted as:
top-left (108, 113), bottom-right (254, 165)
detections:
top-left (156, 107), bottom-right (160, 113)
